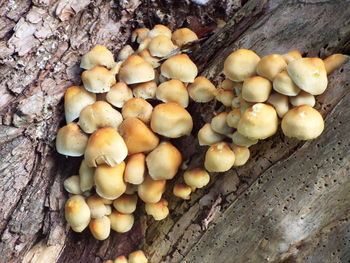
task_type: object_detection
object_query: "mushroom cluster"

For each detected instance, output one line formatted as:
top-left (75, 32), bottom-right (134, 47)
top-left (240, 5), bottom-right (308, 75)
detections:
top-left (103, 250), bottom-right (148, 263)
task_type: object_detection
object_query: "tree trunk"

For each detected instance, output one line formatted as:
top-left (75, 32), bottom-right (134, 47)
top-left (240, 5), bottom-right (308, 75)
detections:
top-left (0, 0), bottom-right (349, 263)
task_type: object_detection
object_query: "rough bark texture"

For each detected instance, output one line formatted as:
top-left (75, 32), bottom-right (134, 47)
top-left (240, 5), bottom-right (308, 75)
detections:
top-left (0, 0), bottom-right (349, 263)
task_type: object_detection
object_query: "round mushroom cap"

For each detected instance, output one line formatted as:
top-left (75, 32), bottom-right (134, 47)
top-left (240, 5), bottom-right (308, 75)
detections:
top-left (109, 211), bottom-right (134, 233)
top-left (146, 141), bottom-right (182, 180)
top-left (117, 45), bottom-right (134, 61)
top-left (56, 122), bottom-right (88, 157)
top-left (323, 54), bottom-right (347, 74)
top-left (131, 28), bottom-right (150, 43)
top-left (128, 250), bottom-right (148, 263)
top-left (137, 37), bottom-right (152, 53)
top-left (156, 79), bottom-right (189, 107)
top-left (273, 70), bottom-right (301, 96)
top-left (87, 195), bottom-right (108, 219)
top-left (79, 159), bottom-right (95, 192)
top-left (287, 57), bottom-right (328, 95)
top-left (124, 153), bottom-right (146, 185)
top-left (113, 194), bottom-right (138, 214)
top-left (65, 195), bottom-right (91, 232)
top-left (220, 78), bottom-right (235, 91)
top-left (151, 102), bottom-right (193, 138)
top-left (122, 98), bottom-right (153, 124)
top-left (267, 93), bottom-right (289, 118)
top-left (197, 123), bottom-right (225, 146)
top-left (231, 131), bottom-right (258, 147)
top-left (82, 66), bottom-right (116, 93)
top-left (89, 216), bottom-right (111, 240)
top-left (148, 35), bottom-right (177, 57)
top-left (282, 50), bottom-right (302, 64)
top-left (171, 28), bottom-right (198, 46)
top-left (183, 168), bottom-right (210, 189)
top-left (216, 88), bottom-right (234, 107)
top-left (148, 24), bottom-right (172, 38)
top-left (237, 103), bottom-right (278, 140)
top-left (281, 105), bottom-right (324, 140)
top-left (131, 81), bottom-right (157, 100)
top-left (173, 184), bottom-right (192, 200)
top-left (64, 86), bottom-right (96, 123)
top-left (256, 54), bottom-right (287, 81)
top-left (78, 101), bottom-right (123, 134)
top-left (64, 175), bottom-right (82, 195)
top-left (80, 45), bottom-right (115, 70)
top-left (94, 162), bottom-right (126, 200)
top-left (145, 199), bottom-right (169, 220)
top-left (139, 49), bottom-right (161, 68)
top-left (211, 112), bottom-right (234, 135)
top-left (114, 256), bottom-right (128, 263)
top-left (289, 91), bottom-right (315, 107)
top-left (226, 108), bottom-right (241, 128)
top-left (204, 142), bottom-right (235, 172)
top-left (106, 82), bottom-right (133, 108)
top-left (160, 54), bottom-right (198, 83)
top-left (224, 49), bottom-right (260, 82)
top-left (232, 145), bottom-right (250, 166)
top-left (118, 55), bottom-right (155, 85)
top-left (85, 127), bottom-right (128, 167)
top-left (119, 118), bottom-right (159, 155)
top-left (187, 76), bottom-right (217, 102)
top-left (242, 76), bottom-right (272, 102)
top-left (137, 175), bottom-right (166, 203)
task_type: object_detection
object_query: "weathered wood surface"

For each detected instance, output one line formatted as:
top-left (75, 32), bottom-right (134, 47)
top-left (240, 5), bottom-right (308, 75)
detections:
top-left (0, 0), bottom-right (349, 262)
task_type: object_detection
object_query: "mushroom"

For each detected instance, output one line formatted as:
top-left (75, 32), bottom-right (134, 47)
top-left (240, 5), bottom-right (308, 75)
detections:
top-left (242, 76), bottom-right (272, 103)
top-left (84, 127), bottom-right (128, 167)
top-left (216, 88), bottom-right (234, 107)
top-left (148, 24), bottom-right (172, 38)
top-left (282, 50), bottom-right (302, 64)
top-left (137, 38), bottom-right (152, 53)
top-left (146, 141), bottom-right (182, 180)
top-left (119, 117), bottom-right (159, 155)
top-left (65, 195), bottom-right (91, 232)
top-left (137, 175), bottom-right (166, 203)
top-left (226, 108), bottom-right (241, 128)
top-left (171, 28), bottom-right (198, 46)
top-left (64, 86), bottom-right (96, 123)
top-left (224, 49), bottom-right (260, 82)
top-left (187, 76), bottom-right (217, 102)
top-left (124, 153), bottom-right (146, 185)
top-left (64, 175), bottom-right (82, 195)
top-left (114, 256), bottom-right (128, 263)
top-left (237, 103), bottom-right (278, 140)
top-left (323, 54), bottom-right (347, 74)
top-left (105, 205), bottom-right (112, 216)
top-left (109, 211), bottom-right (134, 233)
top-left (118, 55), bottom-right (155, 85)
top-left (239, 96), bottom-right (255, 115)
top-left (183, 168), bottom-right (210, 190)
top-left (267, 93), bottom-right (290, 118)
top-left (113, 194), bottom-right (138, 214)
top-left (145, 199), bottom-right (169, 220)
top-left (173, 184), bottom-right (192, 200)
top-left (110, 61), bottom-right (123, 76)
top-left (211, 112), bottom-right (234, 135)
top-left (122, 98), bottom-right (153, 124)
top-left (204, 142), bottom-right (235, 172)
top-left (139, 49), bottom-right (161, 68)
top-left (289, 91), bottom-right (315, 107)
top-left (131, 28), bottom-right (150, 43)
top-left (89, 216), bottom-right (111, 240)
top-left (231, 96), bottom-right (240, 109)
top-left (148, 35), bottom-right (177, 57)
top-left (128, 250), bottom-right (148, 263)
top-left (156, 79), bottom-right (189, 107)
top-left (232, 145), bottom-right (250, 166)
top-left (220, 78), bottom-right (235, 91)
top-left (80, 45), bottom-right (115, 70)
top-left (273, 70), bottom-right (301, 96)
top-left (131, 81), bottom-right (157, 100)
top-left (231, 131), bottom-right (258, 148)
top-left (56, 122), bottom-right (88, 157)
top-left (94, 162), bottom-right (126, 200)
top-left (281, 105), bottom-right (324, 140)
top-left (117, 45), bottom-right (134, 61)
top-left (82, 66), bottom-right (116, 93)
top-left (160, 54), bottom-right (198, 83)
top-left (150, 102), bottom-right (193, 138)
top-left (78, 101), bottom-right (123, 133)
top-left (87, 195), bottom-right (108, 218)
top-left (106, 82), bottom-right (133, 108)
top-left (197, 123), bottom-right (225, 146)
top-left (79, 159), bottom-right (95, 192)
top-left (287, 57), bottom-right (328, 95)
top-left (256, 54), bottom-right (287, 81)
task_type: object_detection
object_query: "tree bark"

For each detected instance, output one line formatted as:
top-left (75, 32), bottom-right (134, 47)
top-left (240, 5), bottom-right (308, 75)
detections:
top-left (0, 0), bottom-right (349, 263)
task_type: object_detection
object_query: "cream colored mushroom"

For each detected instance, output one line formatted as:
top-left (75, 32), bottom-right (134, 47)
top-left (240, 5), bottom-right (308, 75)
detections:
top-left (137, 175), bottom-right (166, 203)
top-left (114, 256), bottom-right (128, 263)
top-left (148, 24), bottom-right (172, 38)
top-left (139, 49), bottom-right (161, 68)
top-left (122, 98), bottom-right (153, 124)
top-left (256, 54), bottom-right (287, 81)
top-left (109, 211), bottom-right (134, 233)
top-left (128, 250), bottom-right (148, 263)
top-left (131, 28), bottom-right (150, 43)
top-left (106, 82), bottom-right (133, 108)
top-left (137, 37), bottom-right (152, 53)
top-left (183, 168), bottom-right (210, 190)
top-left (89, 216), bottom-right (111, 240)
top-left (171, 28), bottom-right (198, 46)
top-left (216, 88), bottom-right (234, 107)
top-left (273, 70), bottom-right (301, 96)
top-left (148, 35), bottom-right (177, 57)
top-left (239, 96), bottom-right (254, 114)
top-left (267, 93), bottom-right (289, 118)
top-left (232, 145), bottom-right (250, 166)
top-left (197, 123), bottom-right (225, 146)
top-left (64, 175), bottom-right (82, 195)
top-left (282, 50), bottom-right (302, 64)
top-left (82, 66), bottom-right (116, 93)
top-left (187, 76), bottom-right (217, 102)
top-left (118, 55), bottom-right (155, 85)
top-left (131, 81), bottom-right (157, 100)
top-left (79, 159), bottom-right (95, 192)
top-left (80, 45), bottom-right (115, 70)
top-left (56, 122), bottom-right (88, 157)
top-left (124, 153), bottom-right (146, 185)
top-left (220, 78), bottom-right (235, 91)
top-left (156, 79), bottom-right (189, 107)
top-left (323, 54), bottom-right (347, 74)
top-left (87, 195), bottom-right (108, 219)
top-left (113, 194), bottom-right (138, 214)
top-left (231, 131), bottom-right (258, 147)
top-left (160, 54), bottom-right (198, 83)
top-left (145, 199), bottom-right (169, 221)
top-left (226, 108), bottom-right (241, 128)
top-left (65, 195), bottom-right (91, 232)
top-left (204, 142), bottom-right (235, 172)
top-left (242, 76), bottom-right (272, 102)
top-left (211, 112), bottom-right (234, 135)
top-left (173, 184), bottom-right (192, 200)
top-left (117, 45), bottom-right (134, 61)
top-left (289, 91), bottom-right (315, 107)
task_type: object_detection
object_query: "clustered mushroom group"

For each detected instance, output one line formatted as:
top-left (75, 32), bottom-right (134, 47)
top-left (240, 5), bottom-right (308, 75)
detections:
top-left (55, 23), bottom-right (346, 261)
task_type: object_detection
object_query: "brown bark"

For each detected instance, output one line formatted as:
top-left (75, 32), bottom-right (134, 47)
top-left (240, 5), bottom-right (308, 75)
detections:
top-left (0, 0), bottom-right (349, 263)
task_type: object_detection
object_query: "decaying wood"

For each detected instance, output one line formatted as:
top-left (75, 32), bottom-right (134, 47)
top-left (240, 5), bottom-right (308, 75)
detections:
top-left (0, 0), bottom-right (349, 262)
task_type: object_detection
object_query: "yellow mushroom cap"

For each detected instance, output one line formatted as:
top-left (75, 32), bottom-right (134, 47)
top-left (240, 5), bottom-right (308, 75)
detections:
top-left (114, 256), bottom-right (128, 263)
top-left (150, 102), bottom-right (193, 138)
top-left (273, 70), bottom-right (301, 96)
top-left (224, 49), bottom-right (260, 82)
top-left (56, 122), bottom-right (88, 157)
top-left (211, 112), bottom-right (234, 135)
top-left (118, 55), bottom-right (155, 84)
top-left (289, 91), bottom-right (315, 107)
top-left (106, 82), bottom-right (133, 108)
top-left (220, 78), bottom-right (235, 91)
top-left (187, 76), bottom-right (217, 102)
top-left (94, 162), bottom-right (126, 200)
top-left (109, 211), bottom-right (134, 233)
top-left (287, 57), bottom-right (328, 95)
top-left (89, 216), bottom-right (111, 240)
top-left (256, 54), bottom-right (287, 81)
top-left (173, 184), bottom-right (192, 200)
top-left (148, 35), bottom-right (177, 57)
top-left (160, 54), bottom-right (198, 83)
top-left (197, 123), bottom-right (225, 146)
top-left (80, 45), bottom-right (115, 70)
top-left (139, 49), bottom-right (160, 68)
top-left (65, 195), bottom-right (91, 232)
top-left (64, 86), bottom-right (96, 123)
top-left (323, 54), bottom-right (347, 74)
top-left (145, 199), bottom-right (169, 221)
top-left (124, 153), bottom-right (146, 185)
top-left (78, 101), bottom-right (123, 134)
top-left (148, 24), bottom-right (172, 38)
top-left (131, 81), bottom-right (157, 100)
top-left (171, 28), bottom-right (198, 46)
top-left (87, 195), bottom-right (108, 219)
top-left (282, 50), bottom-right (302, 64)
top-left (281, 105), bottom-right (324, 140)
top-left (79, 159), bottom-right (95, 192)
top-left (84, 127), bottom-right (128, 167)
top-left (237, 103), bottom-right (278, 140)
top-left (138, 175), bottom-right (166, 203)
top-left (122, 98), bottom-right (153, 124)
top-left (131, 28), bottom-right (150, 43)
top-left (146, 141), bottom-right (182, 180)
top-left (64, 175), bottom-right (82, 195)
top-left (231, 131), bottom-right (258, 148)
top-left (267, 93), bottom-right (289, 118)
top-left (216, 88), bottom-right (235, 107)
top-left (226, 108), bottom-right (241, 128)
top-left (128, 250), bottom-right (148, 263)
top-left (119, 117), bottom-right (159, 155)
top-left (204, 142), bottom-right (235, 172)
top-left (117, 45), bottom-right (134, 61)
top-left (183, 168), bottom-right (210, 189)
top-left (82, 66), bottom-right (116, 93)
top-left (137, 38), bottom-right (152, 53)
top-left (242, 76), bottom-right (272, 103)
top-left (156, 79), bottom-right (189, 108)
top-left (113, 194), bottom-right (138, 214)
top-left (232, 144), bottom-right (250, 166)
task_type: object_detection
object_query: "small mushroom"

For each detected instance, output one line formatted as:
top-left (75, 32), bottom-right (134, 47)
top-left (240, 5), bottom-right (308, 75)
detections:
top-left (256, 54), bottom-right (287, 81)
top-left (131, 28), bottom-right (150, 43)
top-left (156, 79), bottom-right (189, 107)
top-left (148, 24), bottom-right (172, 38)
top-left (183, 168), bottom-right (210, 190)
top-left (137, 175), bottom-right (166, 203)
top-left (65, 195), bottom-right (91, 232)
top-left (197, 123), bottom-right (225, 146)
top-left (56, 122), bottom-right (88, 157)
top-left (173, 184), bottom-right (192, 200)
top-left (145, 199), bottom-right (169, 221)
top-left (82, 66), bottom-right (116, 93)
top-left (171, 28), bottom-right (198, 46)
top-left (128, 250), bottom-right (148, 263)
top-left (109, 211), bottom-right (134, 233)
top-left (282, 50), bottom-right (302, 64)
top-left (64, 175), bottom-right (82, 195)
top-left (226, 108), bottom-right (241, 128)
top-left (148, 35), bottom-right (177, 57)
top-left (122, 98), bottom-right (153, 124)
top-left (89, 216), bottom-right (111, 240)
top-left (79, 159), bottom-right (95, 192)
top-left (187, 76), bottom-right (217, 103)
top-left (124, 153), bottom-right (146, 185)
top-left (118, 55), bottom-right (155, 85)
top-left (216, 88), bottom-right (235, 107)
top-left (131, 81), bottom-right (157, 100)
top-left (114, 256), bottom-right (128, 263)
top-left (220, 78), bottom-right (235, 91)
top-left (273, 70), bottom-right (301, 96)
top-left (117, 45), bottom-right (134, 61)
top-left (242, 76), bottom-right (272, 103)
top-left (139, 49), bottom-right (161, 68)
top-left (105, 205), bottom-right (112, 216)
top-left (231, 131), bottom-right (258, 147)
top-left (289, 91), bottom-right (315, 107)
top-left (239, 96), bottom-right (254, 115)
top-left (87, 195), bottom-right (108, 219)
top-left (113, 194), bottom-right (138, 214)
top-left (80, 45), bottom-right (115, 70)
top-left (323, 54), bottom-right (347, 74)
top-left (204, 142), bottom-right (235, 172)
top-left (232, 145), bottom-right (250, 166)
top-left (211, 112), bottom-right (234, 135)
top-left (267, 93), bottom-right (290, 118)
top-left (106, 82), bottom-right (133, 108)
top-left (137, 38), bottom-right (152, 53)
top-left (160, 54), bottom-right (198, 83)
